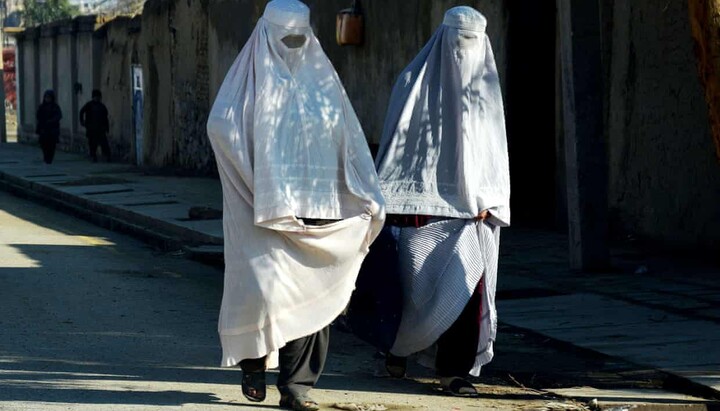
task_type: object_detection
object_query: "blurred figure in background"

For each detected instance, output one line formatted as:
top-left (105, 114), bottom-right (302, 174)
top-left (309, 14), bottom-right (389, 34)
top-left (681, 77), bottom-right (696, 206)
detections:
top-left (80, 89), bottom-right (111, 162)
top-left (36, 90), bottom-right (62, 164)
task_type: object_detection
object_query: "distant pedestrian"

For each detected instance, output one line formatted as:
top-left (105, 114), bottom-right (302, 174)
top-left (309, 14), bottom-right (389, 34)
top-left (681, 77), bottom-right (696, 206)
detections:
top-left (371, 6), bottom-right (510, 397)
top-left (36, 90), bottom-right (62, 164)
top-left (80, 89), bottom-right (111, 162)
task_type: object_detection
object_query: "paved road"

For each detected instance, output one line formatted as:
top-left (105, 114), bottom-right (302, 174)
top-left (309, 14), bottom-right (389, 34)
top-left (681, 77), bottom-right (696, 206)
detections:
top-left (0, 191), bottom-right (548, 411)
top-left (3, 142), bottom-right (719, 398)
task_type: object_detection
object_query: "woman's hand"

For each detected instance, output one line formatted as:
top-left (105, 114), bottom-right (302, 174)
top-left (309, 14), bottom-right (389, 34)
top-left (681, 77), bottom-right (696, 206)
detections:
top-left (475, 210), bottom-right (490, 221)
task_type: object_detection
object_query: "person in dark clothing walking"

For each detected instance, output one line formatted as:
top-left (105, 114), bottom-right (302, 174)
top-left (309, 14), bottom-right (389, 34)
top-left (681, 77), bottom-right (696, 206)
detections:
top-left (79, 89), bottom-right (111, 162)
top-left (36, 90), bottom-right (62, 164)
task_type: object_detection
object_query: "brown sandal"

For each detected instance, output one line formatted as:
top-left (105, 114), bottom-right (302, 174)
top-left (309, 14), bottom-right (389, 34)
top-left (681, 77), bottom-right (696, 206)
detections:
top-left (385, 353), bottom-right (407, 378)
top-left (279, 392), bottom-right (320, 411)
top-left (241, 370), bottom-right (266, 402)
top-left (440, 376), bottom-right (478, 397)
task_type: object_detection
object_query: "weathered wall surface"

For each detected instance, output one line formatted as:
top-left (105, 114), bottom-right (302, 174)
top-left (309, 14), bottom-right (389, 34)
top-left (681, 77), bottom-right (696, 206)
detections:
top-left (20, 31), bottom-right (37, 133)
top-left (168, 0), bottom-right (213, 172)
top-left (74, 34), bottom-right (95, 113)
top-left (75, 30), bottom-right (98, 145)
top-left (16, 0), bottom-right (507, 167)
top-left (99, 16), bottom-right (140, 163)
top-left (56, 30), bottom-right (75, 141)
top-left (38, 27), bottom-right (55, 103)
top-left (140, 1), bottom-right (174, 167)
top-left (13, 0), bottom-right (719, 249)
top-left (206, 1), bottom-right (261, 106)
top-left (607, 1), bottom-right (720, 249)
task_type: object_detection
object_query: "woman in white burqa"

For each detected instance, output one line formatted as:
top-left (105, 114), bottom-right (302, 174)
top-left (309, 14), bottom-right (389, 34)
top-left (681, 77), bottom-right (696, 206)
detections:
top-left (375, 6), bottom-right (510, 396)
top-left (206, 1), bottom-right (384, 409)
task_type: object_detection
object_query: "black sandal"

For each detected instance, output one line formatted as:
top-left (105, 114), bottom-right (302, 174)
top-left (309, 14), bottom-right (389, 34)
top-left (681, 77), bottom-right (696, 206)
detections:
top-left (385, 353), bottom-right (407, 378)
top-left (241, 370), bottom-right (266, 402)
top-left (279, 392), bottom-right (320, 411)
top-left (440, 376), bottom-right (478, 397)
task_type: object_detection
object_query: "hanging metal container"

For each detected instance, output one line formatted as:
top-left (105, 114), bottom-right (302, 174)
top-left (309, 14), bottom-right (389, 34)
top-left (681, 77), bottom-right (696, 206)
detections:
top-left (336, 0), bottom-right (364, 46)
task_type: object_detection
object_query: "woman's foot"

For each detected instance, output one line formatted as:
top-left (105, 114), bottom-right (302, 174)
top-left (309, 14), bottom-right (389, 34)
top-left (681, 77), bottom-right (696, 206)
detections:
top-left (279, 392), bottom-right (320, 411)
top-left (241, 369), bottom-right (266, 402)
top-left (439, 376), bottom-right (478, 397)
top-left (385, 353), bottom-right (407, 378)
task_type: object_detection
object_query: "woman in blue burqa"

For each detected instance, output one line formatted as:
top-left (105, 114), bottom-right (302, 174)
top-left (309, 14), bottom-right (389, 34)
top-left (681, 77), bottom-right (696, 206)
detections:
top-left (374, 6), bottom-right (510, 397)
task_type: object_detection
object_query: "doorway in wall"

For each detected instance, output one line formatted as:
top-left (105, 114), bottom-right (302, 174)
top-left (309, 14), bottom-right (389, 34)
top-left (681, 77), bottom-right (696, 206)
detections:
top-left (505, 1), bottom-right (560, 228)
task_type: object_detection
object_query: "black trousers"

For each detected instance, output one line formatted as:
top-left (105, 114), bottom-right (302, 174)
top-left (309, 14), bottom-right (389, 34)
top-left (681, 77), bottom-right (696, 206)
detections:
top-left (240, 326), bottom-right (330, 397)
top-left (88, 132), bottom-right (111, 161)
top-left (40, 139), bottom-right (57, 164)
top-left (435, 280), bottom-right (483, 378)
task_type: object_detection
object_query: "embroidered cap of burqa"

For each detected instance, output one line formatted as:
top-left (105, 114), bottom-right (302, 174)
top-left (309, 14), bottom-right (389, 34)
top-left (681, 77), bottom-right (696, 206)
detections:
top-left (207, 0), bottom-right (385, 368)
top-left (376, 6), bottom-right (510, 224)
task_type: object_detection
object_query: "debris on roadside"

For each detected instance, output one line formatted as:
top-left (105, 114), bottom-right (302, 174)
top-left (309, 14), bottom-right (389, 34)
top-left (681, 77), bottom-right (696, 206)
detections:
top-left (521, 401), bottom-right (591, 411)
top-left (602, 406), bottom-right (637, 411)
top-left (332, 403), bottom-right (388, 411)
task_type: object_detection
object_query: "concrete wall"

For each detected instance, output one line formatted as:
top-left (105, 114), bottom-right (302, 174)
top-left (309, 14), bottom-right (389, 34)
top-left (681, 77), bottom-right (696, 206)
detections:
top-left (75, 35), bottom-right (95, 106)
top-left (206, 1), bottom-right (260, 107)
top-left (56, 28), bottom-right (75, 142)
top-left (20, 30), bottom-right (38, 133)
top-left (38, 27), bottom-right (55, 103)
top-left (140, 1), bottom-right (173, 168)
top-left (606, 1), bottom-right (720, 249)
top-left (99, 16), bottom-right (140, 163)
top-left (165, 0), bottom-right (213, 172)
top-left (148, 0), bottom-right (214, 173)
top-left (15, 43), bottom-right (25, 128)
top-left (15, 0), bottom-right (508, 168)
top-left (12, 0), bottom-right (719, 249)
top-left (75, 34), bottom-right (97, 132)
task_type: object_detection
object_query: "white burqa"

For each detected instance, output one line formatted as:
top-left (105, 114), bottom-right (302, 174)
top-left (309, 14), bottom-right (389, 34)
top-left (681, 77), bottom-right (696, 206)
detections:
top-left (207, 0), bottom-right (384, 368)
top-left (375, 7), bottom-right (510, 376)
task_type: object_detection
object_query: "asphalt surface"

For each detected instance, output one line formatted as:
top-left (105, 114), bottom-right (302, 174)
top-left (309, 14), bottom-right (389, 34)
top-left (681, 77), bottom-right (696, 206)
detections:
top-left (0, 190), bottom-right (551, 410)
top-left (2, 141), bottom-right (718, 410)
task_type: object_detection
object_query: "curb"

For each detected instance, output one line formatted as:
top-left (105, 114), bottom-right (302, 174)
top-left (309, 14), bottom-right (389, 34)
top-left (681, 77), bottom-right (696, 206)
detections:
top-left (503, 323), bottom-right (720, 402)
top-left (0, 170), bottom-right (223, 256)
